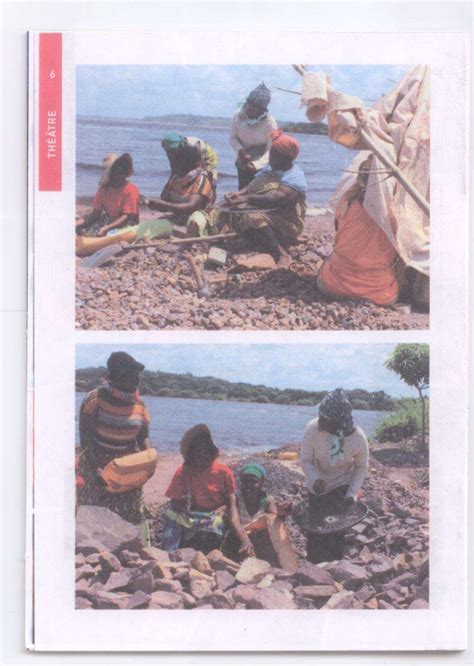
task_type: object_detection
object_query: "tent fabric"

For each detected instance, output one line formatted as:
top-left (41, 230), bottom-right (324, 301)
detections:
top-left (301, 66), bottom-right (430, 275)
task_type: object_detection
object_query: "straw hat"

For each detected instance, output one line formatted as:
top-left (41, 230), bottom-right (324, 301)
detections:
top-left (99, 153), bottom-right (119, 186)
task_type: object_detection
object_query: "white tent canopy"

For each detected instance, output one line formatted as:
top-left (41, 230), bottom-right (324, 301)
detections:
top-left (299, 66), bottom-right (430, 276)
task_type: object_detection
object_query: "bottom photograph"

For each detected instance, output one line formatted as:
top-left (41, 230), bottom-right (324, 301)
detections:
top-left (75, 342), bottom-right (429, 611)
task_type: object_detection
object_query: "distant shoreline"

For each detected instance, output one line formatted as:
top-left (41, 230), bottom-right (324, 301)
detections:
top-left (76, 367), bottom-right (399, 411)
top-left (77, 113), bottom-right (329, 136)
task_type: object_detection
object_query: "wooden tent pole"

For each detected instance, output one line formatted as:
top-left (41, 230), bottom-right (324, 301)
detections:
top-left (358, 126), bottom-right (430, 216)
top-left (292, 64), bottom-right (430, 217)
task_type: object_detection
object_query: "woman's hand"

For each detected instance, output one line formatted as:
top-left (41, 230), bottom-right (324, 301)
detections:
top-left (239, 536), bottom-right (255, 558)
top-left (276, 499), bottom-right (293, 517)
top-left (229, 194), bottom-right (249, 208)
top-left (313, 479), bottom-right (326, 495)
top-left (148, 198), bottom-right (168, 211)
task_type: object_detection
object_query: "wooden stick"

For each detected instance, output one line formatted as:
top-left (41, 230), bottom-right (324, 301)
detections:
top-left (120, 232), bottom-right (238, 252)
top-left (358, 126), bottom-right (430, 216)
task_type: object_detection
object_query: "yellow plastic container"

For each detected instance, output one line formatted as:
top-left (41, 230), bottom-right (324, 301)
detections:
top-left (102, 448), bottom-right (158, 494)
top-left (277, 451), bottom-right (299, 461)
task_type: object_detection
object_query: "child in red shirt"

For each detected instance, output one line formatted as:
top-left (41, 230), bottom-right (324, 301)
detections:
top-left (76, 153), bottom-right (140, 237)
top-left (163, 424), bottom-right (253, 556)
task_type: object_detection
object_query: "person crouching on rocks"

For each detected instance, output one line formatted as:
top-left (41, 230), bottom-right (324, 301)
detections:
top-left (162, 424), bottom-right (254, 557)
top-left (76, 153), bottom-right (140, 237)
top-left (147, 144), bottom-right (215, 238)
top-left (222, 130), bottom-right (307, 269)
top-left (300, 388), bottom-right (369, 564)
top-left (223, 462), bottom-right (292, 559)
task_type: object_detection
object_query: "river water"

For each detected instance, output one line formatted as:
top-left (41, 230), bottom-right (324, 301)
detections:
top-left (75, 393), bottom-right (387, 452)
top-left (76, 116), bottom-right (353, 207)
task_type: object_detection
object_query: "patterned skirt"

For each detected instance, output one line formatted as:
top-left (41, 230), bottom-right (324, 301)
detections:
top-left (77, 449), bottom-right (144, 525)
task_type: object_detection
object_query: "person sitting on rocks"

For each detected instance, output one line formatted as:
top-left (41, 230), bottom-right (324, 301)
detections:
top-left (300, 388), bottom-right (369, 564)
top-left (223, 463), bottom-right (292, 560)
top-left (161, 132), bottom-right (218, 194)
top-left (76, 153), bottom-right (140, 237)
top-left (162, 424), bottom-right (254, 556)
top-left (147, 144), bottom-right (216, 238)
top-left (220, 129), bottom-right (307, 269)
top-left (317, 157), bottom-right (402, 305)
top-left (77, 352), bottom-right (152, 531)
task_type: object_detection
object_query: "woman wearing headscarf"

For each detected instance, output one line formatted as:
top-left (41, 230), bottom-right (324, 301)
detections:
top-left (222, 130), bottom-right (307, 268)
top-left (230, 83), bottom-right (278, 188)
top-left (300, 388), bottom-right (369, 563)
top-left (317, 156), bottom-right (402, 305)
top-left (161, 132), bottom-right (218, 192)
top-left (76, 153), bottom-right (140, 237)
top-left (147, 144), bottom-right (215, 237)
top-left (78, 352), bottom-right (152, 527)
top-left (162, 424), bottom-right (254, 556)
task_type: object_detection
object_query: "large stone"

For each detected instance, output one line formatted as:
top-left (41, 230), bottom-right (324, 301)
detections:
top-left (235, 558), bottom-right (272, 585)
top-left (232, 585), bottom-right (259, 606)
top-left (76, 506), bottom-right (142, 553)
top-left (215, 569), bottom-right (235, 592)
top-left (323, 591), bottom-right (355, 609)
top-left (118, 550), bottom-right (141, 567)
top-left (191, 552), bottom-right (214, 576)
top-left (409, 598), bottom-right (429, 609)
top-left (326, 561), bottom-right (368, 589)
top-left (89, 591), bottom-right (124, 609)
top-left (75, 554), bottom-right (86, 568)
top-left (231, 253), bottom-right (277, 272)
top-left (154, 579), bottom-right (183, 594)
top-left (169, 548), bottom-right (198, 563)
top-left (75, 596), bottom-right (93, 609)
top-left (247, 588), bottom-right (297, 610)
top-left (99, 551), bottom-right (122, 576)
top-left (75, 564), bottom-right (96, 582)
top-left (368, 555), bottom-right (394, 576)
top-left (125, 590), bottom-right (151, 609)
top-left (295, 562), bottom-right (334, 587)
top-left (149, 591), bottom-right (183, 609)
top-left (355, 584), bottom-right (376, 603)
top-left (104, 568), bottom-right (135, 592)
top-left (207, 550), bottom-right (239, 572)
top-left (293, 585), bottom-right (337, 600)
top-left (206, 591), bottom-right (235, 610)
top-left (141, 546), bottom-right (170, 563)
top-left (85, 553), bottom-right (101, 566)
top-left (189, 577), bottom-right (213, 601)
top-left (181, 592), bottom-right (196, 609)
top-left (130, 570), bottom-right (154, 594)
top-left (76, 539), bottom-right (108, 556)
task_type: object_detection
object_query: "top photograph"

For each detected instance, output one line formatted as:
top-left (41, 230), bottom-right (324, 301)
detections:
top-left (75, 64), bottom-right (430, 331)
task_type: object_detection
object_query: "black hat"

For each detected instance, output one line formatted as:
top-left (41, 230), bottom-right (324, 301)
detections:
top-left (107, 352), bottom-right (145, 376)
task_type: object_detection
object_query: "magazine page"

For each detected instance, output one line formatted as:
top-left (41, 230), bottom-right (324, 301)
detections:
top-left (27, 30), bottom-right (468, 651)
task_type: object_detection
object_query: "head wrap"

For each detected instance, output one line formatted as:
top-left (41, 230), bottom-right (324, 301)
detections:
top-left (99, 153), bottom-right (119, 186)
top-left (180, 424), bottom-right (219, 462)
top-left (241, 463), bottom-right (267, 480)
top-left (270, 129), bottom-right (300, 160)
top-left (247, 82), bottom-right (271, 109)
top-left (318, 388), bottom-right (354, 464)
top-left (161, 132), bottom-right (186, 152)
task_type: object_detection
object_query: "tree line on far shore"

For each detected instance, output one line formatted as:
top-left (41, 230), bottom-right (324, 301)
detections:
top-left (75, 367), bottom-right (397, 411)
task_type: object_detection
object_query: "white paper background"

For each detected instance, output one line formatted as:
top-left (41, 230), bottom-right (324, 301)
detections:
top-left (24, 28), bottom-right (468, 652)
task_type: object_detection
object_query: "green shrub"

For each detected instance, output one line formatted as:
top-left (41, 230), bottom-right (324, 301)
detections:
top-left (375, 400), bottom-right (429, 443)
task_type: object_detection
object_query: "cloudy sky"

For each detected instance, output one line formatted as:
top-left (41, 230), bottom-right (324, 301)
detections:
top-left (76, 343), bottom-right (422, 398)
top-left (76, 64), bottom-right (412, 121)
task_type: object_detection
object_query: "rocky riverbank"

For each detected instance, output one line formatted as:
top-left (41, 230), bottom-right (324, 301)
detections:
top-left (76, 442), bottom-right (429, 610)
top-left (75, 204), bottom-right (429, 331)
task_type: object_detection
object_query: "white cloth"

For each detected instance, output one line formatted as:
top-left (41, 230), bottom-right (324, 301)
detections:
top-left (229, 112), bottom-right (278, 170)
top-left (300, 418), bottom-right (369, 500)
top-left (301, 66), bottom-right (430, 275)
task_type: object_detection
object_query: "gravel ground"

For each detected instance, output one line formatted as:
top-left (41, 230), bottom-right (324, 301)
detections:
top-left (76, 205), bottom-right (429, 331)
